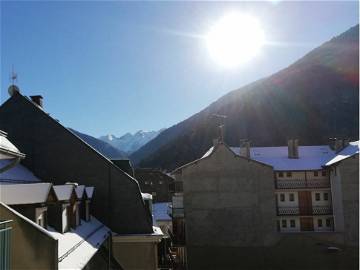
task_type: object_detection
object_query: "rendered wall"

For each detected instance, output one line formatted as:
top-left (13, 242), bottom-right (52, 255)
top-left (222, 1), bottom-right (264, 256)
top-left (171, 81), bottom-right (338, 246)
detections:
top-left (0, 204), bottom-right (58, 270)
top-left (0, 94), bottom-right (152, 234)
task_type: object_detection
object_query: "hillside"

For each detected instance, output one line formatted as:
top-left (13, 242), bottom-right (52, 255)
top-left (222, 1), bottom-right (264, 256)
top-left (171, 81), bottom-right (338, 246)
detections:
top-left (131, 25), bottom-right (359, 171)
top-left (69, 128), bottom-right (127, 159)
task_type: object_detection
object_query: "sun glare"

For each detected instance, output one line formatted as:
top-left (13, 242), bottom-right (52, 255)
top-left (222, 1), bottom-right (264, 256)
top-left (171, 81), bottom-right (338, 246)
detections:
top-left (206, 13), bottom-right (265, 68)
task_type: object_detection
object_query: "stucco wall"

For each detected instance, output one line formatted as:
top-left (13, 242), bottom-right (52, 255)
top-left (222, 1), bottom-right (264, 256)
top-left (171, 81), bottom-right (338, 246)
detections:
top-left (338, 155), bottom-right (359, 246)
top-left (112, 241), bottom-right (158, 270)
top-left (0, 94), bottom-right (152, 234)
top-left (0, 203), bottom-right (58, 270)
top-left (179, 143), bottom-right (278, 249)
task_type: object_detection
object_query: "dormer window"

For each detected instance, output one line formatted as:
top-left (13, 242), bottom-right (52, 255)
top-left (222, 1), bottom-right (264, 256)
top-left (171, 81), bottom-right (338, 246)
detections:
top-left (286, 172), bottom-right (292, 177)
top-left (321, 171), bottom-right (326, 177)
top-left (314, 171), bottom-right (318, 177)
top-left (278, 172), bottom-right (284, 177)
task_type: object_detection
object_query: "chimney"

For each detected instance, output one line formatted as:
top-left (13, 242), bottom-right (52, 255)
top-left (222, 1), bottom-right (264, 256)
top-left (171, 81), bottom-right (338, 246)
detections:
top-left (30, 95), bottom-right (43, 108)
top-left (239, 140), bottom-right (251, 158)
top-left (213, 138), bottom-right (219, 147)
top-left (288, 139), bottom-right (299, 159)
top-left (333, 138), bottom-right (349, 153)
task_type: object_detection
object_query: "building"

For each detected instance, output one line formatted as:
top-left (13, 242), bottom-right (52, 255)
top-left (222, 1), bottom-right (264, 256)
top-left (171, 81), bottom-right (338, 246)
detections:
top-left (135, 168), bottom-right (175, 203)
top-left (0, 88), bottom-right (164, 269)
top-left (171, 139), bottom-right (359, 270)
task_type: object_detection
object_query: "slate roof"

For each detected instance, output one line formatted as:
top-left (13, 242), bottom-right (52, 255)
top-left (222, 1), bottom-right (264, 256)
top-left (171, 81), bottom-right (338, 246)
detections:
top-left (0, 183), bottom-right (52, 205)
top-left (53, 185), bottom-right (75, 201)
top-left (0, 159), bottom-right (41, 184)
top-left (325, 141), bottom-right (359, 166)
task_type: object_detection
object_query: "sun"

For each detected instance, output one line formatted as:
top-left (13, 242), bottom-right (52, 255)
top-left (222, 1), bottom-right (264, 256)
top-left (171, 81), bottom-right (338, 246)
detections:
top-left (206, 13), bottom-right (265, 68)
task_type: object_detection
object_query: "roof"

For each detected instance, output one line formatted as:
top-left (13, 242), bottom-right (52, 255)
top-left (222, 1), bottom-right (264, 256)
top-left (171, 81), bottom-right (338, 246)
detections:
top-left (75, 185), bottom-right (85, 199)
top-left (53, 185), bottom-right (74, 201)
top-left (0, 159), bottom-right (41, 184)
top-left (0, 183), bottom-right (52, 205)
top-left (135, 169), bottom-right (174, 183)
top-left (325, 141), bottom-right (359, 166)
top-left (229, 145), bottom-right (336, 171)
top-left (0, 130), bottom-right (25, 159)
top-left (153, 202), bottom-right (171, 221)
top-left (142, 193), bottom-right (152, 200)
top-left (47, 216), bottom-right (111, 270)
top-left (85, 186), bottom-right (94, 199)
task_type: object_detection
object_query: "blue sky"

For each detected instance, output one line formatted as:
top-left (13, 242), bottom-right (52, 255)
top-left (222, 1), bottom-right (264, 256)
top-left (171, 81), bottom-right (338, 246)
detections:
top-left (1, 1), bottom-right (358, 137)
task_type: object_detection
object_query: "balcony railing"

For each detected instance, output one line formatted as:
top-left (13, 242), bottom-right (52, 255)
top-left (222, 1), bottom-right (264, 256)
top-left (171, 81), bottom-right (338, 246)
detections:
top-left (276, 178), bottom-right (330, 189)
top-left (0, 220), bottom-right (12, 270)
top-left (277, 206), bottom-right (332, 216)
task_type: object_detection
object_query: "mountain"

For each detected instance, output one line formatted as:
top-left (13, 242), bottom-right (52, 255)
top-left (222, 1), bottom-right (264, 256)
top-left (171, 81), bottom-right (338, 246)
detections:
top-left (99, 129), bottom-right (164, 154)
top-left (69, 128), bottom-right (127, 159)
top-left (131, 25), bottom-right (359, 171)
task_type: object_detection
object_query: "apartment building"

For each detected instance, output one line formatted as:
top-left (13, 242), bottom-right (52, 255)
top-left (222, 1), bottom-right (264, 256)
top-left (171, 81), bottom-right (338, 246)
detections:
top-left (171, 138), bottom-right (359, 269)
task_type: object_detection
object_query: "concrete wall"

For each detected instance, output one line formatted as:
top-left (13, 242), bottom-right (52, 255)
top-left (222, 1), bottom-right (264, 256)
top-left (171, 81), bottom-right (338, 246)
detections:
top-left (0, 203), bottom-right (58, 270)
top-left (112, 241), bottom-right (158, 270)
top-left (338, 155), bottom-right (359, 246)
top-left (0, 94), bottom-right (152, 234)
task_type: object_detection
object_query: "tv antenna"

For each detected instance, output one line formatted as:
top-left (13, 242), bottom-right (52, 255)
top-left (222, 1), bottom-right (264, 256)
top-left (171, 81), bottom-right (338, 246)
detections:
top-left (10, 65), bottom-right (18, 85)
top-left (212, 114), bottom-right (227, 142)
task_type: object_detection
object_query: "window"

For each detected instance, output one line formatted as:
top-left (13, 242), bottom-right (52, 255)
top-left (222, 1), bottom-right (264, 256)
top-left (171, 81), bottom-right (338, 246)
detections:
top-left (145, 181), bottom-right (149, 185)
top-left (289, 193), bottom-right (295, 202)
top-left (286, 172), bottom-right (292, 177)
top-left (323, 193), bottom-right (329, 201)
top-left (278, 172), bottom-right (284, 177)
top-left (318, 219), bottom-right (323, 227)
top-left (290, 220), bottom-right (296, 228)
top-left (314, 171), bottom-right (319, 177)
top-left (321, 170), bottom-right (327, 177)
top-left (326, 219), bottom-right (331, 227)
top-left (159, 181), bottom-right (163, 184)
top-left (315, 193), bottom-right (321, 201)
top-left (150, 181), bottom-right (153, 186)
top-left (282, 220), bottom-right (287, 228)
top-left (280, 194), bottom-right (285, 202)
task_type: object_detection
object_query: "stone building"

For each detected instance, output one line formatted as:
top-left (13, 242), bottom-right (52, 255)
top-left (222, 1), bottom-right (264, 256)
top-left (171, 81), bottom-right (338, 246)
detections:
top-left (171, 139), bottom-right (359, 270)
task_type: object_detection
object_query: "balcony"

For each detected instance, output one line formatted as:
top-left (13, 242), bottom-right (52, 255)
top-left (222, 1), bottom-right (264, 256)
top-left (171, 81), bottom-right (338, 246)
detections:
top-left (276, 178), bottom-right (330, 189)
top-left (0, 220), bottom-right (12, 270)
top-left (277, 206), bottom-right (332, 216)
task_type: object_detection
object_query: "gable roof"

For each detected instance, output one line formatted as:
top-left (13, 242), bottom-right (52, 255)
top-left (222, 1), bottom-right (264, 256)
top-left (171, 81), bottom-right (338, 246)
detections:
top-left (325, 141), bottom-right (359, 166)
top-left (0, 183), bottom-right (52, 205)
top-left (53, 185), bottom-right (75, 201)
top-left (0, 159), bottom-right (41, 184)
top-left (75, 185), bottom-right (85, 199)
top-left (230, 145), bottom-right (335, 171)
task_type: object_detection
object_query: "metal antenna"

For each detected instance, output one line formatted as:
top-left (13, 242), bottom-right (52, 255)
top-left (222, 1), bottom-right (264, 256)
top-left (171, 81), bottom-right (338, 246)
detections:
top-left (212, 114), bottom-right (227, 142)
top-left (10, 65), bottom-right (17, 85)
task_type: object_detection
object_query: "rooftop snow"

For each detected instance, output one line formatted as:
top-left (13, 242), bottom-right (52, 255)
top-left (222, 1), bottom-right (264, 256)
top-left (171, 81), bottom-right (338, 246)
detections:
top-left (230, 146), bottom-right (336, 171)
top-left (0, 159), bottom-right (41, 184)
top-left (53, 185), bottom-right (74, 201)
top-left (0, 132), bottom-right (22, 158)
top-left (48, 216), bottom-right (111, 270)
top-left (325, 141), bottom-right (359, 166)
top-left (75, 185), bottom-right (85, 199)
top-left (0, 183), bottom-right (52, 205)
top-left (142, 193), bottom-right (152, 200)
top-left (153, 202), bottom-right (171, 221)
top-left (85, 187), bottom-right (94, 199)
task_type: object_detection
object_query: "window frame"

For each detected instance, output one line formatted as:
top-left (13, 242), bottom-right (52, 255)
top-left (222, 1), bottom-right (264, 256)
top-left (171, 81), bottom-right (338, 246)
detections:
top-left (281, 219), bottom-right (287, 228)
top-left (315, 193), bottom-right (321, 201)
top-left (289, 193), bottom-right (295, 202)
top-left (280, 194), bottom-right (285, 202)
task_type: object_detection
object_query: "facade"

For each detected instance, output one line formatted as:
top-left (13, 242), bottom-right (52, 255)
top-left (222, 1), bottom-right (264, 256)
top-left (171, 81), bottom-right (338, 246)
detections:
top-left (171, 139), bottom-right (359, 269)
top-left (135, 168), bottom-right (175, 202)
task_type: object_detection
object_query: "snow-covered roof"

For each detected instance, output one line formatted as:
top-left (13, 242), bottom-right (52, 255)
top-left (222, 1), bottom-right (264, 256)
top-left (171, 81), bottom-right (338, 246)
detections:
top-left (53, 185), bottom-right (74, 201)
top-left (75, 185), bottom-right (85, 199)
top-left (47, 216), bottom-right (111, 270)
top-left (85, 187), bottom-right (94, 199)
top-left (0, 183), bottom-right (52, 205)
top-left (0, 131), bottom-right (23, 159)
top-left (0, 159), bottom-right (41, 184)
top-left (325, 141), bottom-right (359, 166)
top-left (229, 146), bottom-right (336, 171)
top-left (153, 202), bottom-right (171, 221)
top-left (142, 192), bottom-right (152, 200)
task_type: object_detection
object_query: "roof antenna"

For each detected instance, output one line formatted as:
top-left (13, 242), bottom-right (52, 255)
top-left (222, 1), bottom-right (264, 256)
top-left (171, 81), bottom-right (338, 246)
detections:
top-left (212, 114), bottom-right (227, 142)
top-left (8, 65), bottom-right (20, 96)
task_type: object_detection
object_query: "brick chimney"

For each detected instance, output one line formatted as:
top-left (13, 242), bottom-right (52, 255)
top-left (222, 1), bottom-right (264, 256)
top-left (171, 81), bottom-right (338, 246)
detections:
top-left (288, 139), bottom-right (299, 159)
top-left (30, 95), bottom-right (43, 108)
top-left (239, 140), bottom-right (251, 158)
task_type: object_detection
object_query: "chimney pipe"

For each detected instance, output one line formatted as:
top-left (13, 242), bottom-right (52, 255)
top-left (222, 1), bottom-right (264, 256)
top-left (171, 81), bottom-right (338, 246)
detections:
top-left (30, 95), bottom-right (43, 108)
top-left (288, 139), bottom-right (299, 159)
top-left (240, 140), bottom-right (250, 158)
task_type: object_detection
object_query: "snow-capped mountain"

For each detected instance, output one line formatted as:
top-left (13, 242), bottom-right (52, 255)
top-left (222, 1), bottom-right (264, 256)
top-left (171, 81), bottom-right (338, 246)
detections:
top-left (99, 129), bottom-right (164, 154)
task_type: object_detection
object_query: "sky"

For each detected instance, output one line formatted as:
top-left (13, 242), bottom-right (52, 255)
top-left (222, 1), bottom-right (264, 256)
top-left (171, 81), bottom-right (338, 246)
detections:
top-left (1, 1), bottom-right (358, 137)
